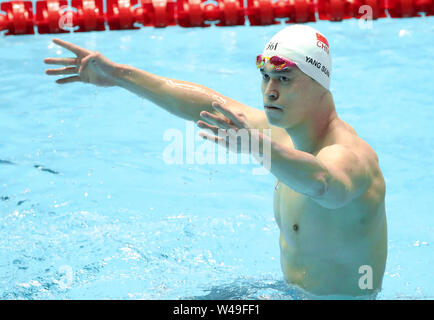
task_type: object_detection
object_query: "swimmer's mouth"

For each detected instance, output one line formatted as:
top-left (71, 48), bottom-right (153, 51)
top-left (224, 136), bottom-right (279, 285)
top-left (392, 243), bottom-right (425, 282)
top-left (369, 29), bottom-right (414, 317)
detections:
top-left (264, 105), bottom-right (283, 111)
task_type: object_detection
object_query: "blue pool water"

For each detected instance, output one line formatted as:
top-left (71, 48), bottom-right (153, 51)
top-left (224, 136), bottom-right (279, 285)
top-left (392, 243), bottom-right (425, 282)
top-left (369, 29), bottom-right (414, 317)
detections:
top-left (0, 14), bottom-right (433, 299)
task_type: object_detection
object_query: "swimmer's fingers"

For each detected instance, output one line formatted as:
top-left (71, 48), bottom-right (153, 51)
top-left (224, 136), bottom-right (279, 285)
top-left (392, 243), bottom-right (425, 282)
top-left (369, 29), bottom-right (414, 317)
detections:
top-left (198, 131), bottom-right (226, 145)
top-left (43, 57), bottom-right (79, 66)
top-left (199, 110), bottom-right (232, 129)
top-left (198, 130), bottom-right (236, 153)
top-left (51, 38), bottom-right (90, 56)
top-left (55, 76), bottom-right (82, 84)
top-left (45, 66), bottom-right (78, 76)
top-left (211, 102), bottom-right (246, 128)
top-left (197, 120), bottom-right (220, 135)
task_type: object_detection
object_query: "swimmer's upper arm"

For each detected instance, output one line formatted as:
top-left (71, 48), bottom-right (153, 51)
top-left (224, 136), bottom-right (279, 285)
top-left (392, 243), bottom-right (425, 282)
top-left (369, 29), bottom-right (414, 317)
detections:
top-left (310, 144), bottom-right (370, 209)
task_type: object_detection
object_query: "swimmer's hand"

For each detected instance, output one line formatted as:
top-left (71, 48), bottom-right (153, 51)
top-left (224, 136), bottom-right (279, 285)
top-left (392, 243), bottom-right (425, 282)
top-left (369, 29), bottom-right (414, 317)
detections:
top-left (43, 38), bottom-right (119, 87)
top-left (198, 102), bottom-right (268, 156)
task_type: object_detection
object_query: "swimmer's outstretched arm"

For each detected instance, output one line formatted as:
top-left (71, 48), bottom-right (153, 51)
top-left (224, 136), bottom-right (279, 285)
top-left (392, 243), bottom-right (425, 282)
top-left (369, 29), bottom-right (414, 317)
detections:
top-left (43, 38), bottom-right (265, 126)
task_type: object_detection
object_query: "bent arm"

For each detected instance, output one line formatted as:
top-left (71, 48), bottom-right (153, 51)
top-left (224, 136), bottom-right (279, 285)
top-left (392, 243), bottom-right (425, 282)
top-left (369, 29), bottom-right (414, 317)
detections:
top-left (269, 143), bottom-right (370, 208)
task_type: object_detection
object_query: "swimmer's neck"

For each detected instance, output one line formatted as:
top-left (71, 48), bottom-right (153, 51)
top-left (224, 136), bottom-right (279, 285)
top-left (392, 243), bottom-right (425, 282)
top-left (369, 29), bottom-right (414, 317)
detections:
top-left (285, 93), bottom-right (337, 154)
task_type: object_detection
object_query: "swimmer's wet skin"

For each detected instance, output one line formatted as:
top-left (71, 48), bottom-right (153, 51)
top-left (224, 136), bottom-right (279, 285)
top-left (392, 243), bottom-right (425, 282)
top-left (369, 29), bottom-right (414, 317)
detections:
top-left (43, 25), bottom-right (387, 298)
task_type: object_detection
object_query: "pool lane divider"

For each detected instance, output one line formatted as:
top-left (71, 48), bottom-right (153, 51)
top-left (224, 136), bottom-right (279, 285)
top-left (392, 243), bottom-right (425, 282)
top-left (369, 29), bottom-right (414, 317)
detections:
top-left (0, 0), bottom-right (433, 35)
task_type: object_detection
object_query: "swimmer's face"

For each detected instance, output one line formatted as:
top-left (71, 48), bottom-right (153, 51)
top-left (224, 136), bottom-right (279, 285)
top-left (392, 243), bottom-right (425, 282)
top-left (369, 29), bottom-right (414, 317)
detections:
top-left (260, 64), bottom-right (325, 128)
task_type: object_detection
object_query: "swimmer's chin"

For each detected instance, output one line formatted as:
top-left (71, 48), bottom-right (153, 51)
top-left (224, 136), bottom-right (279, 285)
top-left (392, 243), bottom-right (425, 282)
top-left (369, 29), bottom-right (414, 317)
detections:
top-left (265, 113), bottom-right (287, 128)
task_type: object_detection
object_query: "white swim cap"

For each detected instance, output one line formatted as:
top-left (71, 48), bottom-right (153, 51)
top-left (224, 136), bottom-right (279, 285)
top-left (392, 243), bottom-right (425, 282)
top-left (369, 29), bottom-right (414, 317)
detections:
top-left (262, 25), bottom-right (332, 90)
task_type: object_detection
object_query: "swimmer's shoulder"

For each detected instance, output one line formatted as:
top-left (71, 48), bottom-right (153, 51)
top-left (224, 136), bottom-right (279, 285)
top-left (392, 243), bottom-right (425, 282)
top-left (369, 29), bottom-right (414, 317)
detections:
top-left (326, 118), bottom-right (376, 160)
top-left (338, 119), bottom-right (380, 167)
top-left (327, 118), bottom-right (385, 198)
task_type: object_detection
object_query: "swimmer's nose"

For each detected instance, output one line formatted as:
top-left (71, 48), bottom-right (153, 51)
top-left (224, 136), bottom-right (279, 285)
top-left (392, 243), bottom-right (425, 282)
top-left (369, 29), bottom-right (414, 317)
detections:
top-left (263, 79), bottom-right (279, 100)
top-left (265, 89), bottom-right (279, 101)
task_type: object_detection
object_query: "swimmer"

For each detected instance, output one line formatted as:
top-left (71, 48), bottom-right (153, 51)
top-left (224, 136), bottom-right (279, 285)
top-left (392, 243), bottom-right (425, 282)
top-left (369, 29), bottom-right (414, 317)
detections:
top-left (43, 25), bottom-right (387, 297)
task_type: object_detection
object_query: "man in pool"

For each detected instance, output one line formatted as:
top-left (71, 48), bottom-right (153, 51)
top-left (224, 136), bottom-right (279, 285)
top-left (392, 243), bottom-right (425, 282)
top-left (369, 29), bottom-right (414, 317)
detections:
top-left (44, 25), bottom-right (387, 297)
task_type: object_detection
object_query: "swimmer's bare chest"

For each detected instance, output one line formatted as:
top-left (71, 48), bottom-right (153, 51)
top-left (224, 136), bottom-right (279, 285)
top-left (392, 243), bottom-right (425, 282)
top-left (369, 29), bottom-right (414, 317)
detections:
top-left (272, 119), bottom-right (379, 254)
top-left (273, 181), bottom-right (366, 253)
top-left (273, 175), bottom-right (387, 295)
top-left (269, 118), bottom-right (387, 295)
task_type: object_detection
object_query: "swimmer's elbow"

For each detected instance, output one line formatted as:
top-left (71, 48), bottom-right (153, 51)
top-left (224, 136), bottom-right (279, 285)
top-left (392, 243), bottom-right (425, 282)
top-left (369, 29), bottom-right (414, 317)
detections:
top-left (311, 145), bottom-right (370, 209)
top-left (310, 181), bottom-right (348, 209)
top-left (310, 170), bottom-right (365, 209)
top-left (307, 173), bottom-right (329, 198)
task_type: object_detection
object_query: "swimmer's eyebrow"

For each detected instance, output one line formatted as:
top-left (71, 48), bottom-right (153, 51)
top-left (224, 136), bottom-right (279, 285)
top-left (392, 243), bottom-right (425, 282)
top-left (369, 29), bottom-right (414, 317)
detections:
top-left (259, 68), bottom-right (294, 75)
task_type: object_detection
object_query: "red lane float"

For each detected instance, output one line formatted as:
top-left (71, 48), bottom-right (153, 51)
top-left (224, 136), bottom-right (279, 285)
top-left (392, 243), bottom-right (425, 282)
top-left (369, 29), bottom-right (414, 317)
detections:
top-left (0, 1), bottom-right (34, 35)
top-left (70, 0), bottom-right (105, 32)
top-left (177, 0), bottom-right (245, 27)
top-left (317, 0), bottom-right (387, 21)
top-left (246, 0), bottom-right (275, 26)
top-left (35, 0), bottom-right (68, 34)
top-left (386, 0), bottom-right (433, 17)
top-left (139, 0), bottom-right (176, 28)
top-left (0, 0), bottom-right (433, 35)
top-left (247, 0), bottom-right (316, 25)
top-left (106, 0), bottom-right (140, 30)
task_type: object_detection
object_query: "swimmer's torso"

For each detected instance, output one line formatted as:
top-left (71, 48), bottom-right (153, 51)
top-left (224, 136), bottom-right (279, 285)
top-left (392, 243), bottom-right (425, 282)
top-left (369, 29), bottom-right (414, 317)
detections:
top-left (273, 119), bottom-right (387, 296)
